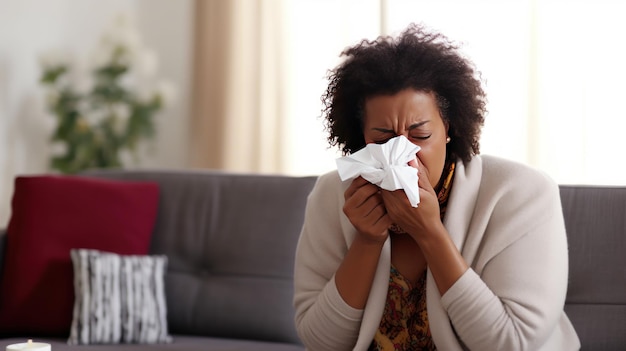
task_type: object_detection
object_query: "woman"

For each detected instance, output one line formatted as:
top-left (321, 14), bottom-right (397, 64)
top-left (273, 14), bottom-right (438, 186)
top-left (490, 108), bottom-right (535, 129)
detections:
top-left (293, 24), bottom-right (580, 351)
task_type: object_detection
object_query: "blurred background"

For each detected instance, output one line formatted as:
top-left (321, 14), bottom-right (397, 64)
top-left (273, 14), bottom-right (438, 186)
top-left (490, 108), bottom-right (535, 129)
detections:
top-left (1, 0), bottom-right (625, 225)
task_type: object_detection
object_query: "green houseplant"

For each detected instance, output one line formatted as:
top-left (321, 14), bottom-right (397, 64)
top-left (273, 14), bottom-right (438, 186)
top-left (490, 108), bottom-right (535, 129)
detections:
top-left (40, 15), bottom-right (174, 174)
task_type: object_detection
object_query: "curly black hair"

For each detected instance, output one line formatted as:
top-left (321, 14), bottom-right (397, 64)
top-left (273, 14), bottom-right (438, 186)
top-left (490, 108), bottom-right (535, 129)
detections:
top-left (322, 23), bottom-right (486, 163)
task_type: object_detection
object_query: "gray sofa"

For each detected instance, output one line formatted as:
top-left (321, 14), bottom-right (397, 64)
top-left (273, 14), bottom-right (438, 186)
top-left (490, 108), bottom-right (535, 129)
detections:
top-left (0, 170), bottom-right (624, 350)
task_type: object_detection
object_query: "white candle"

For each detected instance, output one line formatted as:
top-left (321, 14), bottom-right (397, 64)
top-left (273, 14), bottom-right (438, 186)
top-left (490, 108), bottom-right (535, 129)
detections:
top-left (5, 340), bottom-right (51, 351)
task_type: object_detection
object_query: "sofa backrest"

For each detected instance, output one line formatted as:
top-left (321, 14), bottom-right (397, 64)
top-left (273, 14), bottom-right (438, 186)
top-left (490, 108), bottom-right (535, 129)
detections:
top-left (82, 169), bottom-right (317, 345)
top-left (559, 185), bottom-right (626, 350)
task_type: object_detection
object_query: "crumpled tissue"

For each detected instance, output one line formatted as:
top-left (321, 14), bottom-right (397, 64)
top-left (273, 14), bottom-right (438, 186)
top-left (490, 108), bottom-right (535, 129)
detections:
top-left (336, 135), bottom-right (421, 207)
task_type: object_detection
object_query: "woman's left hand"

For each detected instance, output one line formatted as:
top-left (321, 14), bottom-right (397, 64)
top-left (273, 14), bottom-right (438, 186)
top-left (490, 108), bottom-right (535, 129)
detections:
top-left (381, 157), bottom-right (443, 242)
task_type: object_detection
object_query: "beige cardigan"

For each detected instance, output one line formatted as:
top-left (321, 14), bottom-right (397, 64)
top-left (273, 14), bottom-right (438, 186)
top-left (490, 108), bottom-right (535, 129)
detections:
top-left (294, 155), bottom-right (580, 351)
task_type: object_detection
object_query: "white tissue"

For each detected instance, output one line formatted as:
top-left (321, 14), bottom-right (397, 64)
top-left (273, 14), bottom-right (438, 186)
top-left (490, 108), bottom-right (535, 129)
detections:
top-left (336, 135), bottom-right (421, 207)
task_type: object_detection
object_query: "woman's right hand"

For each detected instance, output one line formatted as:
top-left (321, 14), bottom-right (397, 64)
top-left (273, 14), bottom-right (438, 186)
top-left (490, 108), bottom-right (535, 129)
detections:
top-left (343, 176), bottom-right (391, 243)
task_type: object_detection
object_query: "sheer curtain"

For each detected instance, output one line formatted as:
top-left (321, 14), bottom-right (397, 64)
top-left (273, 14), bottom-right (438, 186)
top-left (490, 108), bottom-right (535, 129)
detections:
top-left (191, 0), bottom-right (287, 173)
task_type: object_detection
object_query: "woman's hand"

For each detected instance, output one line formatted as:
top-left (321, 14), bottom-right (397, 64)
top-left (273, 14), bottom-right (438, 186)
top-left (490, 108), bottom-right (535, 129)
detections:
top-left (381, 158), bottom-right (443, 242)
top-left (382, 157), bottom-right (469, 295)
top-left (343, 176), bottom-right (392, 243)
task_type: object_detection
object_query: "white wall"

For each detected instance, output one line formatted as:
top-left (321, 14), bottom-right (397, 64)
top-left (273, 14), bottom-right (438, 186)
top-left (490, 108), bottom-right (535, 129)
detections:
top-left (0, 0), bottom-right (194, 226)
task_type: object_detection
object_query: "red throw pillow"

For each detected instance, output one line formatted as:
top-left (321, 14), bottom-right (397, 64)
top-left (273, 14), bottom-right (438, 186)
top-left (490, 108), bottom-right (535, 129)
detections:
top-left (0, 175), bottom-right (159, 336)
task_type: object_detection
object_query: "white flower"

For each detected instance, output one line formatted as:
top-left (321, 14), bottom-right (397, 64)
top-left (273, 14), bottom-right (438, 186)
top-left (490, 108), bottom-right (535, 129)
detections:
top-left (74, 75), bottom-right (94, 95)
top-left (102, 15), bottom-right (142, 59)
top-left (69, 60), bottom-right (94, 95)
top-left (88, 13), bottom-right (143, 69)
top-left (111, 103), bottom-right (131, 120)
top-left (83, 108), bottom-right (108, 127)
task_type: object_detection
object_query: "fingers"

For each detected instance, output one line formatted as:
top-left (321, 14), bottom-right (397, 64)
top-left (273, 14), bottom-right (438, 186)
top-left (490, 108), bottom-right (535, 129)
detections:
top-left (344, 179), bottom-right (382, 218)
top-left (365, 199), bottom-right (392, 228)
top-left (414, 157), bottom-right (433, 191)
top-left (343, 177), bottom-right (391, 238)
top-left (344, 176), bottom-right (370, 200)
top-left (380, 189), bottom-right (411, 213)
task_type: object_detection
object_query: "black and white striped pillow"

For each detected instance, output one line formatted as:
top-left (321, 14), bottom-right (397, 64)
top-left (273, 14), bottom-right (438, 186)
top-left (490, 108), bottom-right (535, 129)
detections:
top-left (68, 249), bottom-right (172, 345)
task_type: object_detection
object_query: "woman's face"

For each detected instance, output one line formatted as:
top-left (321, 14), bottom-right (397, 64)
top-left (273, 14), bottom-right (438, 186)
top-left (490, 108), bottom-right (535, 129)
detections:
top-left (363, 89), bottom-right (449, 188)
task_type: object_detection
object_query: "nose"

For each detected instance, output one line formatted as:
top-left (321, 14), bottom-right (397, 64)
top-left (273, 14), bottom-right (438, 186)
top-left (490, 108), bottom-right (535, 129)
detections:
top-left (395, 131), bottom-right (409, 139)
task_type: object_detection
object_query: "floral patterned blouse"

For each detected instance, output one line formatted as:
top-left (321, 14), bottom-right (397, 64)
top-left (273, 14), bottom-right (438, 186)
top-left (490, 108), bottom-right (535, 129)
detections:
top-left (368, 267), bottom-right (435, 351)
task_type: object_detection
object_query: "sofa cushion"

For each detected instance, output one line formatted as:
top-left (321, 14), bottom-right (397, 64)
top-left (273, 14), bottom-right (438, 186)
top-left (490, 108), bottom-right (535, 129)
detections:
top-left (0, 175), bottom-right (159, 336)
top-left (68, 249), bottom-right (171, 345)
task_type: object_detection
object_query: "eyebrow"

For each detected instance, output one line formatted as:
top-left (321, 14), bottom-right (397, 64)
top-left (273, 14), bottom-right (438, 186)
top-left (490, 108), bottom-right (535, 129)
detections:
top-left (371, 121), bottom-right (430, 133)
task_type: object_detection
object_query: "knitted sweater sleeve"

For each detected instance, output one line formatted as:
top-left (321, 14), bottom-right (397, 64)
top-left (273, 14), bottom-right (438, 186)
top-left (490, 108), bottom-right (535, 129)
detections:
top-left (293, 172), bottom-right (364, 351)
top-left (440, 162), bottom-right (572, 350)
